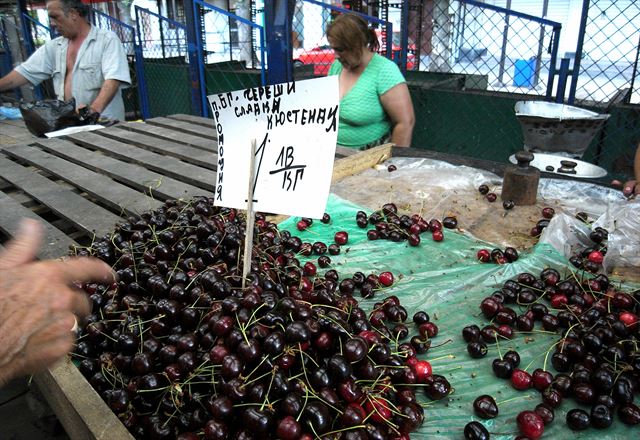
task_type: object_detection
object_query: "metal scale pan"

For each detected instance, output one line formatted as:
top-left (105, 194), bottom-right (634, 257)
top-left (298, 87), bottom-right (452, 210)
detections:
top-left (508, 152), bottom-right (607, 179)
top-left (513, 101), bottom-right (608, 178)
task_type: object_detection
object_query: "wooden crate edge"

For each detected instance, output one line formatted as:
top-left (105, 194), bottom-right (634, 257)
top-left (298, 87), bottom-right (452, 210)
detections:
top-left (34, 358), bottom-right (135, 440)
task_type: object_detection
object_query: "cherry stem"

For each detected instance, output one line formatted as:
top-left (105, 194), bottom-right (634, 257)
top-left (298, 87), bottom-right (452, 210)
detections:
top-left (429, 353), bottom-right (456, 363)
top-left (494, 333), bottom-right (503, 360)
top-left (259, 368), bottom-right (276, 411)
top-left (321, 425), bottom-right (367, 437)
top-left (430, 338), bottom-right (453, 350)
top-left (496, 394), bottom-right (534, 406)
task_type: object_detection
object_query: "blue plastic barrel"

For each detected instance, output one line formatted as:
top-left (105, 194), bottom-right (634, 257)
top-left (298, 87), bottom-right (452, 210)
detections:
top-left (513, 58), bottom-right (536, 87)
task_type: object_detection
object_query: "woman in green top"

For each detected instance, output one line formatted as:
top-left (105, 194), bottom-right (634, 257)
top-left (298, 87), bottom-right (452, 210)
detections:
top-left (327, 13), bottom-right (415, 149)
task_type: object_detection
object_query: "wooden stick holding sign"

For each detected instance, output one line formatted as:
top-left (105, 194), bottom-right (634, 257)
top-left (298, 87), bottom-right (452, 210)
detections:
top-left (242, 139), bottom-right (257, 289)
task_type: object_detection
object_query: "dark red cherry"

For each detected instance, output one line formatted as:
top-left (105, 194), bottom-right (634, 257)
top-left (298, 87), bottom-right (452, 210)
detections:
top-left (566, 408), bottom-right (590, 430)
top-left (464, 421), bottom-right (489, 440)
top-left (473, 395), bottom-right (498, 419)
top-left (517, 410), bottom-right (544, 439)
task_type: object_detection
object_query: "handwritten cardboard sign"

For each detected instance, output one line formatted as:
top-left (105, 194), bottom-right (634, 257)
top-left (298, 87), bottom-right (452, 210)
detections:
top-left (207, 76), bottom-right (339, 219)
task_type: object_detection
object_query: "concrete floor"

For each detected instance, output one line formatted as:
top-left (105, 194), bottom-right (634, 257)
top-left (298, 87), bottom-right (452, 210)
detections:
top-left (0, 378), bottom-right (69, 440)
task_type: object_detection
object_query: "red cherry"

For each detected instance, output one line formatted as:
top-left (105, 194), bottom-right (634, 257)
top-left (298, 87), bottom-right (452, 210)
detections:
top-left (550, 294), bottom-right (568, 308)
top-left (334, 231), bottom-right (349, 245)
top-left (296, 220), bottom-right (309, 231)
top-left (511, 368), bottom-right (532, 390)
top-left (276, 416), bottom-right (301, 440)
top-left (429, 219), bottom-right (442, 231)
top-left (620, 311), bottom-right (639, 330)
top-left (432, 230), bottom-right (444, 242)
top-left (419, 322), bottom-right (439, 338)
top-left (302, 262), bottom-right (317, 276)
top-left (358, 330), bottom-right (379, 345)
top-left (588, 250), bottom-right (603, 264)
top-left (477, 249), bottom-right (491, 263)
top-left (517, 410), bottom-right (544, 439)
top-left (496, 324), bottom-right (513, 339)
top-left (378, 271), bottom-right (394, 287)
top-left (411, 360), bottom-right (432, 382)
top-left (363, 397), bottom-right (391, 424)
top-left (405, 356), bottom-right (418, 368)
top-left (541, 207), bottom-right (555, 219)
top-left (532, 369), bottom-right (553, 391)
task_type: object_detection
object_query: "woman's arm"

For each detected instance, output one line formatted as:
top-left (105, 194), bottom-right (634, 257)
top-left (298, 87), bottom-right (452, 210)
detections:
top-left (380, 83), bottom-right (415, 147)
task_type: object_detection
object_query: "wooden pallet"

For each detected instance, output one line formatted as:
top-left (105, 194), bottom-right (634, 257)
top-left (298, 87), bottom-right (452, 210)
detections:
top-left (0, 117), bottom-right (391, 439)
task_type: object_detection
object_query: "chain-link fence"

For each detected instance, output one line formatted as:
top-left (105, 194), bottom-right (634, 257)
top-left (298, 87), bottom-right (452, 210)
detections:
top-left (409, 1), bottom-right (561, 97)
top-left (193, 0), bottom-right (266, 117)
top-left (570, 0), bottom-right (640, 105)
top-left (293, 0), bottom-right (394, 78)
top-left (135, 6), bottom-right (194, 117)
top-left (388, 0), bottom-right (558, 163)
top-left (88, 8), bottom-right (148, 119)
top-left (568, 0), bottom-right (640, 179)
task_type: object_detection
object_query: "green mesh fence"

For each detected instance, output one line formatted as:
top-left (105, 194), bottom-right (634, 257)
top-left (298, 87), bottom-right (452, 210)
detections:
top-left (279, 193), bottom-right (638, 439)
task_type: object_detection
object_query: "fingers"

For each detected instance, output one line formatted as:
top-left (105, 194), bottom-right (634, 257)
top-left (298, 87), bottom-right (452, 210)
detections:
top-left (0, 219), bottom-right (43, 270)
top-left (48, 285), bottom-right (92, 318)
top-left (54, 257), bottom-right (116, 286)
top-left (623, 180), bottom-right (638, 197)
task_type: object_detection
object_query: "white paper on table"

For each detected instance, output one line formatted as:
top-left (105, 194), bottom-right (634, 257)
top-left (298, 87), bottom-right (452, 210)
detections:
top-left (45, 124), bottom-right (105, 138)
top-left (207, 77), bottom-right (339, 219)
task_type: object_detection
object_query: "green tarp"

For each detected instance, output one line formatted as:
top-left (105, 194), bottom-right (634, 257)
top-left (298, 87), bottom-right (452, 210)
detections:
top-left (280, 194), bottom-right (637, 439)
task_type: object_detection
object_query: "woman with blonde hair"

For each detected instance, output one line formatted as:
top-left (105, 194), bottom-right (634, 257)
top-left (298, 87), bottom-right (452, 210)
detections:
top-left (327, 13), bottom-right (415, 149)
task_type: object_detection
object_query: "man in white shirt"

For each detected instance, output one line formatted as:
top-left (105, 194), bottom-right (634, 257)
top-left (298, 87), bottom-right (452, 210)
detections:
top-left (0, 0), bottom-right (131, 120)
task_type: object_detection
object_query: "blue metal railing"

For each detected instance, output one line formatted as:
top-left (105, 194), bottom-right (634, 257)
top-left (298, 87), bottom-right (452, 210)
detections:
top-left (89, 7), bottom-right (150, 119)
top-left (459, 0), bottom-right (562, 99)
top-left (20, 12), bottom-right (56, 56)
top-left (303, 0), bottom-right (393, 59)
top-left (192, 0), bottom-right (266, 117)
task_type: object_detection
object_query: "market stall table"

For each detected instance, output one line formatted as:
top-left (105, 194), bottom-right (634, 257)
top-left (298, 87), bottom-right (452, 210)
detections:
top-left (0, 114), bottom-right (392, 439)
top-left (1, 115), bottom-right (636, 439)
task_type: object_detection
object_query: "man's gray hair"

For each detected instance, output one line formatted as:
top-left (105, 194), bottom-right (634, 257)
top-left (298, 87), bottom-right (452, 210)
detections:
top-left (55, 0), bottom-right (90, 17)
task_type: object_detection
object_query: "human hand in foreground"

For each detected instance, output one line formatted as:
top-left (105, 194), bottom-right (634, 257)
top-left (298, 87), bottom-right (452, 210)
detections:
top-left (622, 179), bottom-right (638, 198)
top-left (0, 219), bottom-right (114, 386)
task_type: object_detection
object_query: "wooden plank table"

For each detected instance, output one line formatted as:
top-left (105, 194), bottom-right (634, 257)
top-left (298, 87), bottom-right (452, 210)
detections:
top-left (0, 114), bottom-right (392, 440)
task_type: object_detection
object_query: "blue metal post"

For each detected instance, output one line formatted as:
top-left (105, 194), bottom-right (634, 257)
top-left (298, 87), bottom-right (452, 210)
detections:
top-left (545, 25), bottom-right (561, 100)
top-left (133, 8), bottom-right (151, 119)
top-left (17, 0), bottom-right (35, 56)
top-left (399, 0), bottom-right (409, 73)
top-left (555, 58), bottom-right (571, 103)
top-left (184, 0), bottom-right (205, 116)
top-left (264, 0), bottom-right (293, 85)
top-left (19, 10), bottom-right (43, 99)
top-left (568, 0), bottom-right (590, 104)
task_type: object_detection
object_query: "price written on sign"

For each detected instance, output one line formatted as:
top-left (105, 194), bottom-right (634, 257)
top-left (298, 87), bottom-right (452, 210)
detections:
top-left (207, 76), bottom-right (339, 219)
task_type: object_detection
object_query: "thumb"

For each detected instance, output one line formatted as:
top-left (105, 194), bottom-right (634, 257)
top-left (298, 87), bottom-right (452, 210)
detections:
top-left (0, 219), bottom-right (43, 270)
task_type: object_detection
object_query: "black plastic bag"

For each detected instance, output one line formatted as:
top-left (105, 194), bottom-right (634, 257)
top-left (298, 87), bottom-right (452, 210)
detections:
top-left (19, 98), bottom-right (99, 137)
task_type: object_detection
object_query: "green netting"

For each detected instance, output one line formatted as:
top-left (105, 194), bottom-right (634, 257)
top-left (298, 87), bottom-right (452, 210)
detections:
top-left (279, 194), bottom-right (637, 439)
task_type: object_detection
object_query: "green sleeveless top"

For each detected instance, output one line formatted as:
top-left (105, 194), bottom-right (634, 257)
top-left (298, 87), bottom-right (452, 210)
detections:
top-left (328, 54), bottom-right (406, 148)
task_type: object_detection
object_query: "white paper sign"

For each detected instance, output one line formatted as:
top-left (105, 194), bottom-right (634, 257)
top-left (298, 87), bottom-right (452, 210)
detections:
top-left (207, 76), bottom-right (339, 219)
